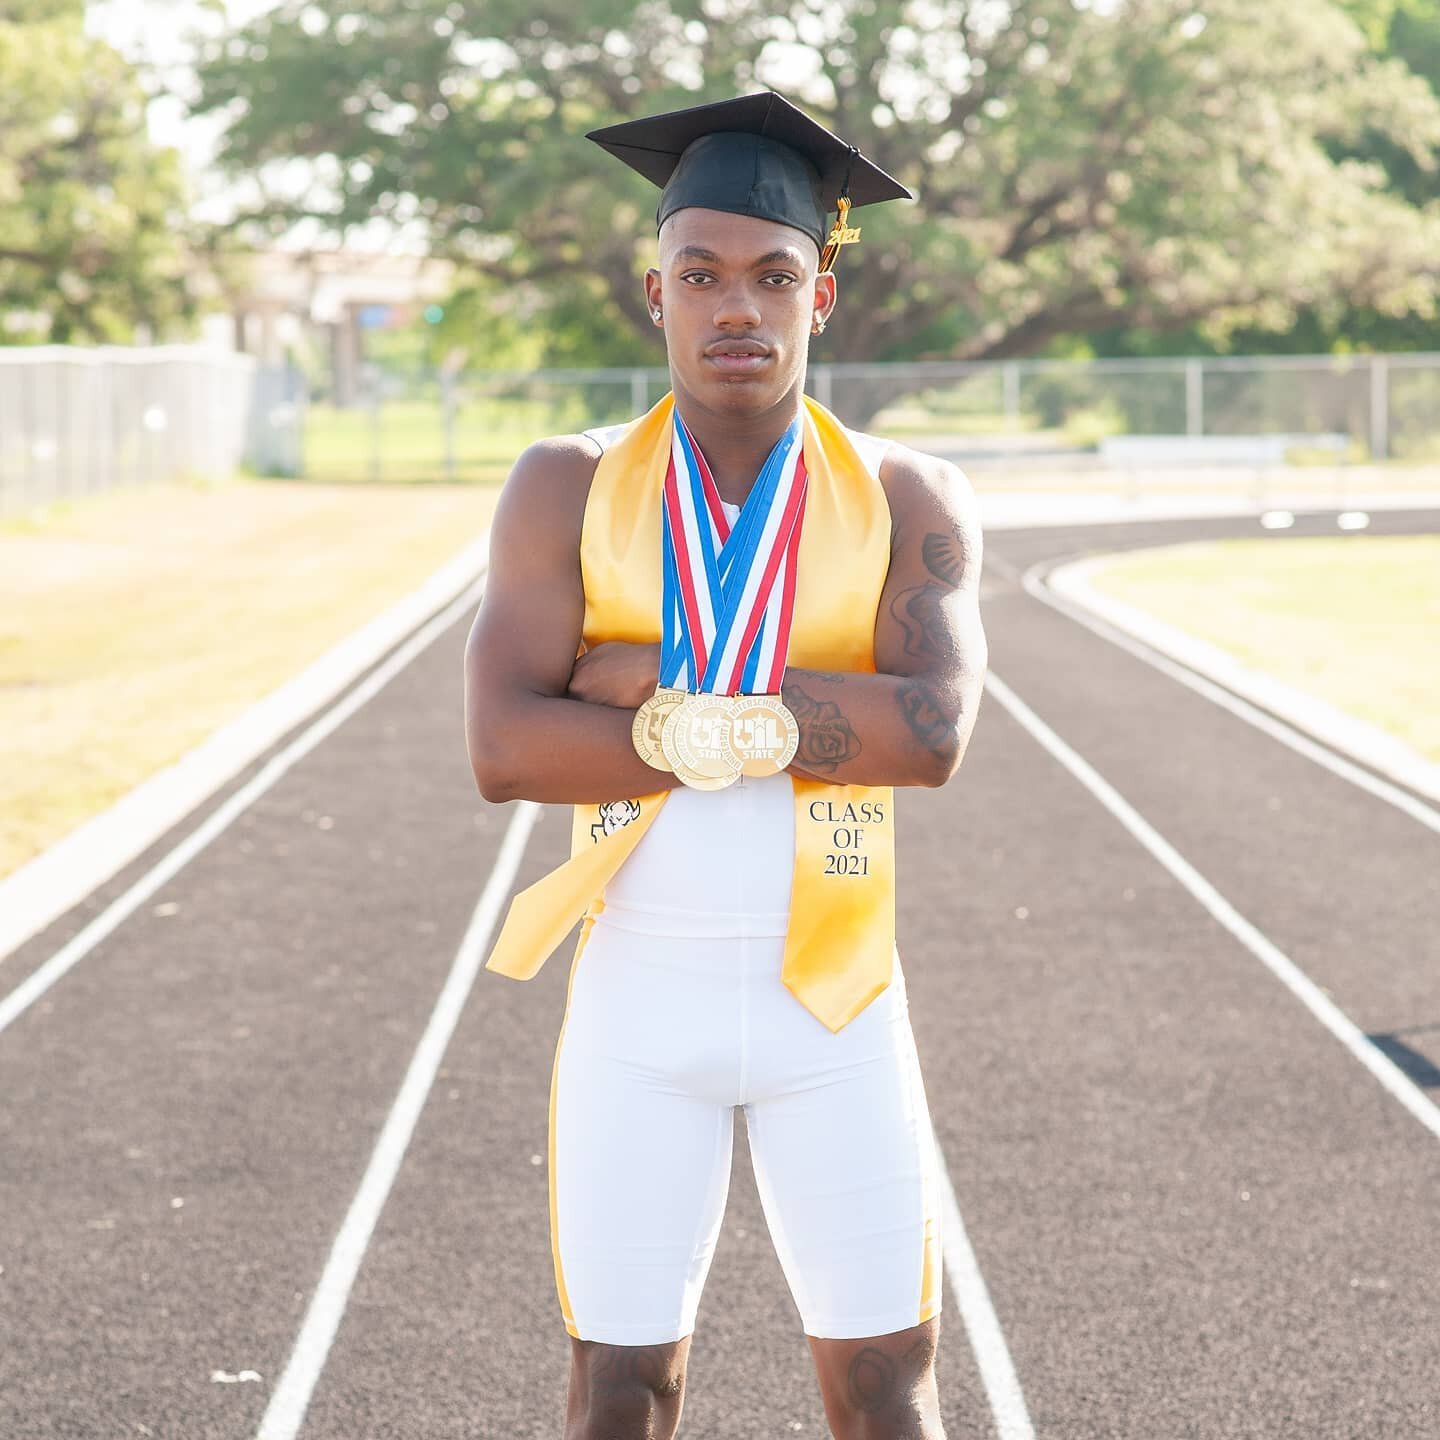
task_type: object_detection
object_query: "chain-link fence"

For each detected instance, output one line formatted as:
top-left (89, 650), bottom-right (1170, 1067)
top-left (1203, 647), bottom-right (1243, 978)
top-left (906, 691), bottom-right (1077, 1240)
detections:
top-left (0, 345), bottom-right (256, 515)
top-left (816, 354), bottom-right (1408, 456)
top-left (5, 346), bottom-right (1432, 509)
top-left (257, 350), bottom-right (1440, 487)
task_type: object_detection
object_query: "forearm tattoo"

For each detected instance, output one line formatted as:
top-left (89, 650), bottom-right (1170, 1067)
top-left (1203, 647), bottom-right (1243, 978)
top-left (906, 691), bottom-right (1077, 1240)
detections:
top-left (896, 678), bottom-right (958, 759)
top-left (785, 681), bottom-right (862, 772)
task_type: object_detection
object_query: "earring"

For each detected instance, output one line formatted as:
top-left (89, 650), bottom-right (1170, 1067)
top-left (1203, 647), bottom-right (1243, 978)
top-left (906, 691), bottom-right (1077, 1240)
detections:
top-left (812, 315), bottom-right (827, 335)
top-left (652, 308), bottom-right (662, 322)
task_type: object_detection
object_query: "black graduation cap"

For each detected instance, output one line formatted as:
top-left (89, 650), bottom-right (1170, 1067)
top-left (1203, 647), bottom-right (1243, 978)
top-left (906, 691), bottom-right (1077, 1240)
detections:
top-left (586, 91), bottom-right (912, 272)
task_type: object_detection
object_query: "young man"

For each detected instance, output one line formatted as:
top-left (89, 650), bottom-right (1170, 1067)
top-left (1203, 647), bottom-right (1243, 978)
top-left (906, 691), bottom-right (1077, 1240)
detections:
top-left (465, 91), bottom-right (987, 1440)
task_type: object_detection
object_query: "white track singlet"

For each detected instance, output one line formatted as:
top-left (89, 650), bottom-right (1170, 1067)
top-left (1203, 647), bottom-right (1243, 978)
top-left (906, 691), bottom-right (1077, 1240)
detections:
top-left (548, 447), bottom-right (945, 1345)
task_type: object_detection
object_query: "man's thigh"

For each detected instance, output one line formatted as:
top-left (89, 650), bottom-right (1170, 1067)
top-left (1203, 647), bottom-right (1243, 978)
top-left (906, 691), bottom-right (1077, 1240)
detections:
top-left (553, 922), bottom-right (739, 1343)
top-left (744, 975), bottom-right (944, 1340)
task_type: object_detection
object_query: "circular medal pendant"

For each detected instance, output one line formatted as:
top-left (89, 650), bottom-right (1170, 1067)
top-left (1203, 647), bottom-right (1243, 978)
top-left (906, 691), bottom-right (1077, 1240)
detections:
top-left (729, 694), bottom-right (800, 777)
top-left (660, 694), bottom-right (741, 790)
top-left (632, 686), bottom-right (686, 771)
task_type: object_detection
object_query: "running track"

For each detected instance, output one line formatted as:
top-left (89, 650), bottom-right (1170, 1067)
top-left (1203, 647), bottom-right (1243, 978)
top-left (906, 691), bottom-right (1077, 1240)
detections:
top-left (2, 507), bottom-right (1437, 1439)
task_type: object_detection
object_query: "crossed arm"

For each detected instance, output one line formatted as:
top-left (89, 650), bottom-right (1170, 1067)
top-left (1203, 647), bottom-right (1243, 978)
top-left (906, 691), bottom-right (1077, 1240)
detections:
top-left (463, 436), bottom-right (987, 804)
top-left (780, 449), bottom-right (987, 787)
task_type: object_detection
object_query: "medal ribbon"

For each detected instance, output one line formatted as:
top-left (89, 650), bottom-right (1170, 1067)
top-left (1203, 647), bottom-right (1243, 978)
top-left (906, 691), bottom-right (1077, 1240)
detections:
top-left (659, 413), bottom-right (808, 694)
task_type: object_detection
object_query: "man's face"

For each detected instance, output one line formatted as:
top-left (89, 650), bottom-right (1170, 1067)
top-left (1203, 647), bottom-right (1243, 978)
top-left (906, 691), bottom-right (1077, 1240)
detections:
top-left (644, 208), bottom-right (836, 417)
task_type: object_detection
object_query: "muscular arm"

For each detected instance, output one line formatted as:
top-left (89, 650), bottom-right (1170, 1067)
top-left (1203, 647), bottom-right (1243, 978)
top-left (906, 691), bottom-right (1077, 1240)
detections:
top-left (782, 445), bottom-right (988, 788)
top-left (463, 437), bottom-right (683, 805)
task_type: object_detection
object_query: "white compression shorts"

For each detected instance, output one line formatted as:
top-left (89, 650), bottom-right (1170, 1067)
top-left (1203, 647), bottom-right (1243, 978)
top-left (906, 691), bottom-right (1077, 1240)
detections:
top-left (547, 767), bottom-right (946, 1345)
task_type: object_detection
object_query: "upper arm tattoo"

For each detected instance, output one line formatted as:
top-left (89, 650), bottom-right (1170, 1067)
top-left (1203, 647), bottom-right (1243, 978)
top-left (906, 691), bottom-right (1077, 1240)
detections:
top-left (889, 575), bottom-right (954, 662)
top-left (921, 528), bottom-right (972, 589)
top-left (921, 524), bottom-right (979, 590)
top-left (889, 490), bottom-right (983, 661)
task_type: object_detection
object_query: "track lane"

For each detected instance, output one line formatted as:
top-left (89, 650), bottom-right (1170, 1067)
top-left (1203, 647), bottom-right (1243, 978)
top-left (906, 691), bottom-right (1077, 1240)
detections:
top-left (0, 628), bottom-right (517, 1439)
top-left (901, 691), bottom-right (1440, 1438)
top-left (291, 794), bottom-right (1003, 1440)
top-left (981, 513), bottom-right (1440, 1076)
top-left (4, 504), bottom-right (1438, 1438)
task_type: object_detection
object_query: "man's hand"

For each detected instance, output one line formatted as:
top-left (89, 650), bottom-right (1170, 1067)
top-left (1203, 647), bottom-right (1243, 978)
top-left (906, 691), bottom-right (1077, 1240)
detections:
top-left (566, 641), bottom-right (662, 709)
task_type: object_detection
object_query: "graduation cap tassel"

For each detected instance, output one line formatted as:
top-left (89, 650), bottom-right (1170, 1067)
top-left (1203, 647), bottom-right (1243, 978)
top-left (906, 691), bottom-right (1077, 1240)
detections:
top-left (818, 146), bottom-right (863, 274)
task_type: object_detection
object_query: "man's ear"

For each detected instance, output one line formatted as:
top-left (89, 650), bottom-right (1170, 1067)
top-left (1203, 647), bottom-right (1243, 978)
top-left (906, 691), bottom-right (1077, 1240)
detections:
top-left (643, 267), bottom-right (663, 322)
top-left (814, 270), bottom-right (838, 325)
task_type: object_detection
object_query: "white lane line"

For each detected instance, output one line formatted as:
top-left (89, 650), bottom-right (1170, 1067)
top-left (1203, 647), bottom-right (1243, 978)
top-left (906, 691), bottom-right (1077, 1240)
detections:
top-left (0, 573), bottom-right (488, 1038)
top-left (1042, 551), bottom-right (1440, 807)
top-left (255, 800), bottom-right (540, 1440)
top-left (985, 669), bottom-right (1440, 1146)
top-left (1005, 552), bottom-right (1440, 837)
top-left (922, 1103), bottom-right (1035, 1440)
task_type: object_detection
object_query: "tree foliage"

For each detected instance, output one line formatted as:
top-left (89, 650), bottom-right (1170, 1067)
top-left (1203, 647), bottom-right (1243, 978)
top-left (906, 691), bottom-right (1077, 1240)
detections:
top-left (1098, 0), bottom-right (1440, 355)
top-left (191, 0), bottom-right (1440, 368)
top-left (0, 2), bottom-right (198, 343)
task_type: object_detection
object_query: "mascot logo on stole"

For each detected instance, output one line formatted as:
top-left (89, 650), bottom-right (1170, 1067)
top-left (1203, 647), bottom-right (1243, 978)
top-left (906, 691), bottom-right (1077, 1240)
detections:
top-left (592, 799), bottom-right (642, 843)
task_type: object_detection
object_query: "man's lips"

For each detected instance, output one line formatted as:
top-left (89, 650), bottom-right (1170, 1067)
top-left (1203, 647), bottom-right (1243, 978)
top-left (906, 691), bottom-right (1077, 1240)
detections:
top-left (705, 338), bottom-right (770, 356)
top-left (703, 339), bottom-right (772, 373)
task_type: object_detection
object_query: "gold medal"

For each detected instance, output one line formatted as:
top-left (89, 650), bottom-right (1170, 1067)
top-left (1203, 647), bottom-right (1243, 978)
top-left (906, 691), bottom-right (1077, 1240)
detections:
top-left (631, 686), bottom-right (686, 771)
top-left (728, 694), bottom-right (800, 777)
top-left (660, 693), bottom-right (741, 790)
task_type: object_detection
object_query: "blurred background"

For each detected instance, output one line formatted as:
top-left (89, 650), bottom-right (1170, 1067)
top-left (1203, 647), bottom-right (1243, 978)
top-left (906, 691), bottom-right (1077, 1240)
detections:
top-left (5, 15), bottom-right (1440, 1438)
top-left (7, 0), bottom-right (1440, 491)
top-left (3, 0), bottom-right (1439, 874)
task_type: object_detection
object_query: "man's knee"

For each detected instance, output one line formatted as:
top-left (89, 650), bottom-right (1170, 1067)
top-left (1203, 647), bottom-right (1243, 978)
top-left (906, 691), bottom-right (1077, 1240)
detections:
top-left (808, 1318), bottom-right (944, 1439)
top-left (567, 1336), bottom-right (689, 1438)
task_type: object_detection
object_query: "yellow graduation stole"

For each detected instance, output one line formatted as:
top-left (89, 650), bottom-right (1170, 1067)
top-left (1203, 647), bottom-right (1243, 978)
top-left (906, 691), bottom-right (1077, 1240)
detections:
top-left (483, 391), bottom-right (896, 1032)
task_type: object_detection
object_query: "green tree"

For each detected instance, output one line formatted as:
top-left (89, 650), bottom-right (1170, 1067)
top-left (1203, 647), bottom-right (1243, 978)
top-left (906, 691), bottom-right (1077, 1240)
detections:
top-left (1333, 0), bottom-right (1403, 45)
top-left (191, 0), bottom-right (1440, 377)
top-left (0, 1), bottom-right (197, 343)
top-left (1097, 0), bottom-right (1440, 357)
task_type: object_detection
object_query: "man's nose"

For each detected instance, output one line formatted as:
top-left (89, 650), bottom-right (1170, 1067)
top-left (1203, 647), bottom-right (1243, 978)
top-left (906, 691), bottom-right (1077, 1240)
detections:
top-left (711, 281), bottom-right (762, 329)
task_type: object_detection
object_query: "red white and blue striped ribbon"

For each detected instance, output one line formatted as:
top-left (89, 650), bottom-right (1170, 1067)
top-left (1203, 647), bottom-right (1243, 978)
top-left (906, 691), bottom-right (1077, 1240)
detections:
top-left (659, 411), bottom-right (808, 695)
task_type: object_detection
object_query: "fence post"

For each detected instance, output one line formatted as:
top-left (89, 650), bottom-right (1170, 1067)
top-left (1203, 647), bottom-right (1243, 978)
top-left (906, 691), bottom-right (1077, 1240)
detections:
top-left (1185, 358), bottom-right (1204, 436)
top-left (57, 356), bottom-right (73, 500)
top-left (1002, 361), bottom-right (1019, 427)
top-left (1369, 355), bottom-right (1389, 461)
top-left (631, 368), bottom-right (648, 415)
top-left (292, 363), bottom-right (307, 479)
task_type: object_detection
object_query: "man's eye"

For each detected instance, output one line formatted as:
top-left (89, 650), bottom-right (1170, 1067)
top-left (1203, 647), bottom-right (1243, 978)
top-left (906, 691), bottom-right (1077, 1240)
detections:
top-left (680, 272), bottom-right (713, 284)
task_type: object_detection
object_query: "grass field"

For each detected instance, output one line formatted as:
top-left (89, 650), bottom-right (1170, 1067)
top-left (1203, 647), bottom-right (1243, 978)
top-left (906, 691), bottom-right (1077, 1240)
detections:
top-left (0, 477), bottom-right (499, 881)
top-left (1084, 535), bottom-right (1440, 763)
top-left (298, 402), bottom-right (543, 485)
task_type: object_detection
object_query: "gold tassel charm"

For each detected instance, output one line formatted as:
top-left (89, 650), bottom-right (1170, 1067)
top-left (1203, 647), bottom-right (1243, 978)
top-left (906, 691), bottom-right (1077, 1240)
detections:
top-left (818, 195), bottom-right (861, 274)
